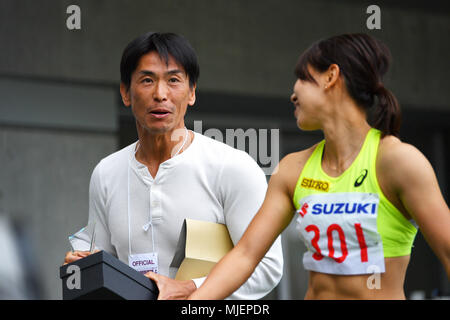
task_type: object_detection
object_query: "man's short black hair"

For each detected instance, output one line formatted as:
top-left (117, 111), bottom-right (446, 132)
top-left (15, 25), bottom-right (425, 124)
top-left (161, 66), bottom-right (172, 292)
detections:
top-left (120, 32), bottom-right (200, 89)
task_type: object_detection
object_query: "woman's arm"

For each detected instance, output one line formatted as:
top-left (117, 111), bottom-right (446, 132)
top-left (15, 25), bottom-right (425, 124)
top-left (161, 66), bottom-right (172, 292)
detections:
top-left (188, 154), bottom-right (302, 300)
top-left (379, 139), bottom-right (450, 278)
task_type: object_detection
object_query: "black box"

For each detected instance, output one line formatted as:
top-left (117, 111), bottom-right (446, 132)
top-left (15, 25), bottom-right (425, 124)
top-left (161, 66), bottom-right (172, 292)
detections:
top-left (60, 250), bottom-right (158, 300)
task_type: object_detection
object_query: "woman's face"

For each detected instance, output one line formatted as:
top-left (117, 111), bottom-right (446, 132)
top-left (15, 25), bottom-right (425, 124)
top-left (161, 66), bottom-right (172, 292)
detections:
top-left (290, 67), bottom-right (327, 131)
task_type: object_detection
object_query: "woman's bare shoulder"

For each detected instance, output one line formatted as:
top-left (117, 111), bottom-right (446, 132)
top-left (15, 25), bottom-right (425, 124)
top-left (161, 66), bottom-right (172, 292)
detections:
top-left (272, 144), bottom-right (319, 193)
top-left (280, 144), bottom-right (317, 170)
top-left (377, 135), bottom-right (434, 191)
top-left (378, 135), bottom-right (427, 169)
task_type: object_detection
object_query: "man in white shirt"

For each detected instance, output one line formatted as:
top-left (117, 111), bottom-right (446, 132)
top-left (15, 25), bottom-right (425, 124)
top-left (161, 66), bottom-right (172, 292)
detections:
top-left (64, 32), bottom-right (283, 300)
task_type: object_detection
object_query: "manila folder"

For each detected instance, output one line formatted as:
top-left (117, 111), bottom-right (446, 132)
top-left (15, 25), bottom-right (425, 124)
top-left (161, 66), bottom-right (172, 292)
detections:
top-left (170, 219), bottom-right (234, 281)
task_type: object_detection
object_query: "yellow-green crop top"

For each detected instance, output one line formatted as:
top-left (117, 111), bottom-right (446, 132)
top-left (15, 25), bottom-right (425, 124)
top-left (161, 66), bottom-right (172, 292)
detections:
top-left (293, 128), bottom-right (418, 274)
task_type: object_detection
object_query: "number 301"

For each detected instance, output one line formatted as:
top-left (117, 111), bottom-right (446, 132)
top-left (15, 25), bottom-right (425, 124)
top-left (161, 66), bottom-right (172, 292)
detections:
top-left (305, 223), bottom-right (368, 263)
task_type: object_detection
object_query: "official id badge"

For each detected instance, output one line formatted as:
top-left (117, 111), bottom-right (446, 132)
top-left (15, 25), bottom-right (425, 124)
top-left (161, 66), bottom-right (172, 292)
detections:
top-left (128, 252), bottom-right (159, 275)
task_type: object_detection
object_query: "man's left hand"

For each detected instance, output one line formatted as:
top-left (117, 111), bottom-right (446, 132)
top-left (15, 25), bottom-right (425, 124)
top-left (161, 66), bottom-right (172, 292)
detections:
top-left (144, 271), bottom-right (196, 300)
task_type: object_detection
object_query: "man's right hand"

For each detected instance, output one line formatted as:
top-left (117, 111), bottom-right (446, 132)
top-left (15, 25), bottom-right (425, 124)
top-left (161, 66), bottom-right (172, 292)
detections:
top-left (63, 251), bottom-right (92, 265)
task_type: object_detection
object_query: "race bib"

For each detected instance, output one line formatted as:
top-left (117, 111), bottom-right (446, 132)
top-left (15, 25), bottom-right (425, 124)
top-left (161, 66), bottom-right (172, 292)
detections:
top-left (296, 193), bottom-right (385, 275)
top-left (128, 252), bottom-right (159, 275)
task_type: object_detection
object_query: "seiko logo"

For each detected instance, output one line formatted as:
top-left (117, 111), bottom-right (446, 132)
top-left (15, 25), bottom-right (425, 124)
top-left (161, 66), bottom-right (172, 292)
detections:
top-left (301, 178), bottom-right (330, 192)
top-left (311, 202), bottom-right (377, 215)
top-left (354, 169), bottom-right (368, 187)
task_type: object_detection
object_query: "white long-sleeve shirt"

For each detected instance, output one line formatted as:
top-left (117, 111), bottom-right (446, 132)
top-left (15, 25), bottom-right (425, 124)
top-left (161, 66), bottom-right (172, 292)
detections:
top-left (72, 131), bottom-right (283, 299)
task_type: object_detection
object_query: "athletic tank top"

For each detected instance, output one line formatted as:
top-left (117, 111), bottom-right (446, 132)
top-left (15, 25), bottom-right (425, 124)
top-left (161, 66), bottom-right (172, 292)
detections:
top-left (292, 128), bottom-right (418, 275)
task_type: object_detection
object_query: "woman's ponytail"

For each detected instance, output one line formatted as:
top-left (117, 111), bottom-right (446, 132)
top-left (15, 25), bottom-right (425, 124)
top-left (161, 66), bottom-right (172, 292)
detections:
top-left (373, 85), bottom-right (402, 137)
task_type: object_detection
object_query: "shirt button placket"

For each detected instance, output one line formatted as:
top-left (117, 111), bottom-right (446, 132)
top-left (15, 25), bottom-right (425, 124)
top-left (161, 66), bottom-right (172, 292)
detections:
top-left (150, 182), bottom-right (162, 221)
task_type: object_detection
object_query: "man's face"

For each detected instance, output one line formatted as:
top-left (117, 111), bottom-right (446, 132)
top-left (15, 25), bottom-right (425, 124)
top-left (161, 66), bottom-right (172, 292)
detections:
top-left (120, 51), bottom-right (196, 135)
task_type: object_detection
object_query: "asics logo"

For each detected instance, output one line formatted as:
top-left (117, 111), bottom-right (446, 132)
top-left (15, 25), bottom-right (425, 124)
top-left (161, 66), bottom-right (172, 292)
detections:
top-left (354, 169), bottom-right (368, 187)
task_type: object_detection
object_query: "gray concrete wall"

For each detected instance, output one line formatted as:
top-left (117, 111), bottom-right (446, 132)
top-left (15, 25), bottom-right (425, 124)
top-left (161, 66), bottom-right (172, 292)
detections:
top-left (0, 78), bottom-right (117, 130)
top-left (1, 0), bottom-right (449, 109)
top-left (0, 76), bottom-right (118, 299)
top-left (0, 126), bottom-right (116, 299)
top-left (0, 0), bottom-right (448, 300)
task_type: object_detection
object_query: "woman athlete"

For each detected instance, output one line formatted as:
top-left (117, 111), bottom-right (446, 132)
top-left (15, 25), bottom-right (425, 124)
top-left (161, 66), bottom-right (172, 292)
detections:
top-left (188, 33), bottom-right (450, 300)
